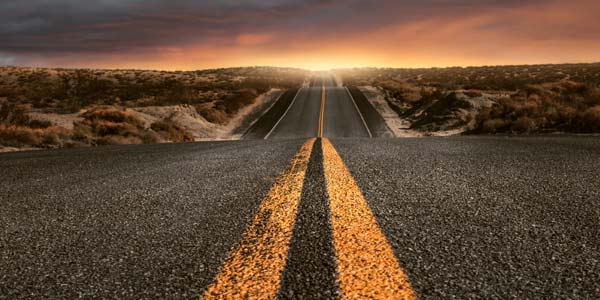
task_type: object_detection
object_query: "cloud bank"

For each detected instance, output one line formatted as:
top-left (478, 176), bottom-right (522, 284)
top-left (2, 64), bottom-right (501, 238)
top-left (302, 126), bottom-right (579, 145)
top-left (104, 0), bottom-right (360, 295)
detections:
top-left (1, 0), bottom-right (598, 69)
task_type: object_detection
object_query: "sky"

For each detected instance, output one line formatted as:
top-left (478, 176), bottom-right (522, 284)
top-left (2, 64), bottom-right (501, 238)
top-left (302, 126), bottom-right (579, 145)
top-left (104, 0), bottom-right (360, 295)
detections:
top-left (1, 0), bottom-right (599, 70)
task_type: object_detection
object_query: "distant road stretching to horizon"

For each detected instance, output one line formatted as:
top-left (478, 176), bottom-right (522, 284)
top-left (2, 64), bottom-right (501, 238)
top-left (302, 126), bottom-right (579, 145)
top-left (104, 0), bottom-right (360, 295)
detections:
top-left (1, 76), bottom-right (599, 299)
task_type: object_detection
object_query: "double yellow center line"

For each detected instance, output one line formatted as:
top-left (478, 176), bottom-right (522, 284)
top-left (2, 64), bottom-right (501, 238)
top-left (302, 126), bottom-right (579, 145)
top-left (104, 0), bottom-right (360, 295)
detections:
top-left (202, 138), bottom-right (414, 300)
top-left (322, 139), bottom-right (414, 299)
top-left (318, 81), bottom-right (326, 138)
top-left (203, 139), bottom-right (315, 299)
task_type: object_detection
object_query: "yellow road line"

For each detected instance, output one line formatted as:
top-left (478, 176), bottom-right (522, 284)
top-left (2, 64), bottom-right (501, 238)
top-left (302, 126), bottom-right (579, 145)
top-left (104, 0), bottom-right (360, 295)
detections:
top-left (321, 138), bottom-right (415, 300)
top-left (202, 138), bottom-right (316, 300)
top-left (318, 81), bottom-right (326, 137)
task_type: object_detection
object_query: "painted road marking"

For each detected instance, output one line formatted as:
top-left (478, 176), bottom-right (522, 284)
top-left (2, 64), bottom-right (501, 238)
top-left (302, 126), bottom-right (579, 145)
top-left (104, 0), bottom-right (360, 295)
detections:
top-left (318, 81), bottom-right (326, 137)
top-left (264, 88), bottom-right (302, 140)
top-left (322, 138), bottom-right (415, 300)
top-left (345, 87), bottom-right (373, 138)
top-left (202, 138), bottom-right (316, 300)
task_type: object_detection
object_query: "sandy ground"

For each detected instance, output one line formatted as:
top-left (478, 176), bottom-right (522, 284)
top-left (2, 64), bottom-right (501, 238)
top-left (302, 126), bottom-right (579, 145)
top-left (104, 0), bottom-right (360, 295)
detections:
top-left (131, 105), bottom-right (219, 140)
top-left (0, 146), bottom-right (40, 153)
top-left (359, 86), bottom-right (501, 137)
top-left (22, 89), bottom-right (283, 142)
top-left (358, 86), bottom-right (422, 137)
top-left (130, 88), bottom-right (283, 141)
top-left (27, 112), bottom-right (82, 130)
top-left (218, 88), bottom-right (282, 139)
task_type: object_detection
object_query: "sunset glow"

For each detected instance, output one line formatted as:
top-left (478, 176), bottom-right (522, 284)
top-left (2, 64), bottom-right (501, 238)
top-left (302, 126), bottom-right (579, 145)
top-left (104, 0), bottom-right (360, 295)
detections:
top-left (1, 0), bottom-right (599, 70)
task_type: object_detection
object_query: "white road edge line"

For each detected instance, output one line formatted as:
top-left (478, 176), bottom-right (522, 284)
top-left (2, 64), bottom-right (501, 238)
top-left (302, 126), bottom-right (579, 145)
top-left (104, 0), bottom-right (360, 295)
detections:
top-left (264, 88), bottom-right (303, 140)
top-left (345, 87), bottom-right (373, 138)
top-left (241, 91), bottom-right (284, 139)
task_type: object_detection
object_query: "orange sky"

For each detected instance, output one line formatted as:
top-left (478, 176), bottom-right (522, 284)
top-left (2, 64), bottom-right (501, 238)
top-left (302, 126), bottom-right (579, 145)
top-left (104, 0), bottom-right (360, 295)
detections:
top-left (1, 0), bottom-right (599, 70)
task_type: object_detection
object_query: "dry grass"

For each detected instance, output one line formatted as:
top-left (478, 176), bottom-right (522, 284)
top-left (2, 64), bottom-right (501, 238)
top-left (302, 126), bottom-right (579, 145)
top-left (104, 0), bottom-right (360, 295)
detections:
top-left (0, 124), bottom-right (72, 148)
top-left (0, 66), bottom-right (309, 118)
top-left (74, 107), bottom-right (153, 145)
top-left (0, 102), bottom-right (198, 149)
top-left (150, 119), bottom-right (194, 142)
top-left (0, 66), bottom-right (309, 151)
top-left (0, 102), bottom-right (72, 148)
top-left (337, 64), bottom-right (600, 134)
top-left (471, 81), bottom-right (600, 133)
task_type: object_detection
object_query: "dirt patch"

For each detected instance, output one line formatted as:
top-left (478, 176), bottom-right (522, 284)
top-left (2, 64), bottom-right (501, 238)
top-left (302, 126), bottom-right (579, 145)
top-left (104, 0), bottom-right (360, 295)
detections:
top-left (359, 86), bottom-right (422, 137)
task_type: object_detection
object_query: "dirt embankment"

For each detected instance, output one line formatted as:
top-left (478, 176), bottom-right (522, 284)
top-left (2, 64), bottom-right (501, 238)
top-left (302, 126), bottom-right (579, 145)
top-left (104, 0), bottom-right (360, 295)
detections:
top-left (341, 64), bottom-right (600, 136)
top-left (0, 89), bottom-right (281, 152)
top-left (0, 66), bottom-right (307, 151)
top-left (359, 86), bottom-right (497, 136)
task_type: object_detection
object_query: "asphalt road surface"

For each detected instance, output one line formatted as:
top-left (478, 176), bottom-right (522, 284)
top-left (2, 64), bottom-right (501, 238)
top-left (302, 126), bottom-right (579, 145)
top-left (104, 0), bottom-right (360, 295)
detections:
top-left (1, 78), bottom-right (599, 299)
top-left (323, 87), bottom-right (370, 138)
top-left (264, 87), bottom-right (322, 139)
top-left (332, 136), bottom-right (600, 299)
top-left (248, 76), bottom-right (376, 139)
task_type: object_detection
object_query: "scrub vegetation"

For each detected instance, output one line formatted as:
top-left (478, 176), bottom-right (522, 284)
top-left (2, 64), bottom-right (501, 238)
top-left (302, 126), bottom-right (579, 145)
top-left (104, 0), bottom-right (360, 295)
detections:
top-left (338, 63), bottom-right (600, 134)
top-left (0, 66), bottom-right (309, 150)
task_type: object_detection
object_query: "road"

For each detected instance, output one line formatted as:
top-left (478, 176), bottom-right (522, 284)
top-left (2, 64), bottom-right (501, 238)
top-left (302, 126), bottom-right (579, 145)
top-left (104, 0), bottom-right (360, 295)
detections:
top-left (1, 77), bottom-right (599, 299)
top-left (245, 76), bottom-right (373, 139)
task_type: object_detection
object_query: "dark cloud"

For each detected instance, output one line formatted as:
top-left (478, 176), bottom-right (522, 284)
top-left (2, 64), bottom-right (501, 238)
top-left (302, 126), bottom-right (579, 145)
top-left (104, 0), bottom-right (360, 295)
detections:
top-left (0, 0), bottom-right (597, 68)
top-left (0, 0), bottom-right (337, 53)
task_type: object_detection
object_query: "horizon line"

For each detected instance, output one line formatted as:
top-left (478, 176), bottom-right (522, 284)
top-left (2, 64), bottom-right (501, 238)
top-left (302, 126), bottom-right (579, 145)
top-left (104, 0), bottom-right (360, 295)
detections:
top-left (2, 61), bottom-right (600, 73)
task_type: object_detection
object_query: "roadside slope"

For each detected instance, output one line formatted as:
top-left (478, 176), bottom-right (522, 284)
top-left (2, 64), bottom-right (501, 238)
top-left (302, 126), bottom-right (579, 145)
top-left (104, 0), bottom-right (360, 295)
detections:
top-left (346, 86), bottom-right (393, 137)
top-left (242, 88), bottom-right (299, 139)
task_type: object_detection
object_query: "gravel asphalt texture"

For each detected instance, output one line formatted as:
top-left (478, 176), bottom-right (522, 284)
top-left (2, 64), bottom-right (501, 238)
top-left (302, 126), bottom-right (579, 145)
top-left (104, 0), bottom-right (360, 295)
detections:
top-left (331, 136), bottom-right (600, 299)
top-left (243, 88), bottom-right (300, 140)
top-left (2, 77), bottom-right (599, 299)
top-left (250, 75), bottom-right (388, 140)
top-left (2, 135), bottom-right (599, 299)
top-left (0, 139), bottom-right (306, 299)
top-left (346, 86), bottom-right (392, 138)
top-left (279, 140), bottom-right (339, 299)
top-left (267, 87), bottom-right (322, 140)
top-left (323, 87), bottom-right (370, 138)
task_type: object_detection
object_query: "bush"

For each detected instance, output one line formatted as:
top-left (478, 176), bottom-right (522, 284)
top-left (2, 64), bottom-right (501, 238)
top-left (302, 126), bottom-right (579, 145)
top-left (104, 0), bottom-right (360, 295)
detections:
top-left (511, 116), bottom-right (537, 133)
top-left (464, 90), bottom-right (483, 97)
top-left (470, 81), bottom-right (600, 133)
top-left (481, 119), bottom-right (506, 133)
top-left (28, 119), bottom-right (52, 129)
top-left (81, 107), bottom-right (143, 127)
top-left (96, 135), bottom-right (143, 145)
top-left (151, 119), bottom-right (194, 142)
top-left (582, 106), bottom-right (600, 131)
top-left (0, 124), bottom-right (40, 147)
top-left (199, 106), bottom-right (228, 124)
top-left (0, 103), bottom-right (30, 126)
top-left (0, 124), bottom-right (70, 148)
top-left (74, 106), bottom-right (147, 145)
top-left (224, 90), bottom-right (257, 115)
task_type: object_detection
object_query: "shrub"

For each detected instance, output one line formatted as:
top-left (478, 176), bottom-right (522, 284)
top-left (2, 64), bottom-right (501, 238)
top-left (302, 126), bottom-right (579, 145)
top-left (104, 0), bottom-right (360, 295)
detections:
top-left (0, 124), bottom-right (70, 148)
top-left (0, 124), bottom-right (40, 147)
top-left (141, 130), bottom-right (162, 144)
top-left (71, 122), bottom-right (94, 144)
top-left (481, 119), bottom-right (506, 133)
top-left (199, 106), bottom-right (228, 124)
top-left (511, 116), bottom-right (537, 133)
top-left (224, 90), bottom-right (257, 115)
top-left (74, 106), bottom-right (147, 145)
top-left (582, 106), bottom-right (600, 131)
top-left (150, 119), bottom-right (194, 142)
top-left (28, 119), bottom-right (52, 129)
top-left (0, 103), bottom-right (30, 126)
top-left (81, 107), bottom-right (143, 127)
top-left (96, 135), bottom-right (143, 145)
top-left (464, 90), bottom-right (483, 97)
